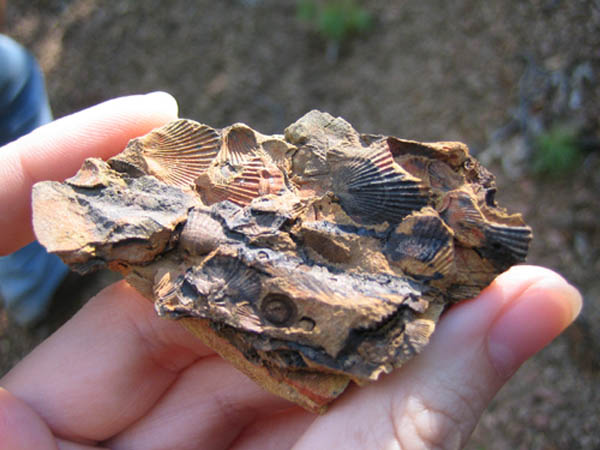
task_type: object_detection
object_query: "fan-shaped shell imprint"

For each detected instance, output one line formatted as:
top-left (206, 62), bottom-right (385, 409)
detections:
top-left (32, 110), bottom-right (532, 413)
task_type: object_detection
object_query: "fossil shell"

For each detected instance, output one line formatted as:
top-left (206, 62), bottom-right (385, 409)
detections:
top-left (110, 119), bottom-right (221, 188)
top-left (327, 143), bottom-right (430, 224)
top-left (32, 110), bottom-right (532, 413)
top-left (220, 124), bottom-right (259, 166)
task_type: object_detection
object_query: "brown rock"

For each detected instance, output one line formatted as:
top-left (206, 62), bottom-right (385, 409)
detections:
top-left (32, 111), bottom-right (532, 413)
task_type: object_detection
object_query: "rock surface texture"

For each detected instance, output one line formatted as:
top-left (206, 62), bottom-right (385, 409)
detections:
top-left (32, 111), bottom-right (532, 413)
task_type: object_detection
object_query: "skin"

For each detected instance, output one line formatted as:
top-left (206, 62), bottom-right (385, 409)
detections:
top-left (0, 93), bottom-right (582, 450)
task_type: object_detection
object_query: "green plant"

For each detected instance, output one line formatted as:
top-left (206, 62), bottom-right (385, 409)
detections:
top-left (532, 126), bottom-right (583, 176)
top-left (297, 0), bottom-right (373, 45)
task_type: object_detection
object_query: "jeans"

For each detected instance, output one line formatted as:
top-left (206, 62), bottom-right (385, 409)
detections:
top-left (0, 35), bottom-right (68, 326)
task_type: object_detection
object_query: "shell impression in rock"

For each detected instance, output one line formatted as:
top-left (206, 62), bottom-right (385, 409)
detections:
top-left (32, 111), bottom-right (532, 413)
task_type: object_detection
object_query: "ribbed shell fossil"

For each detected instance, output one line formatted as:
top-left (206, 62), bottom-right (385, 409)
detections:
top-left (32, 111), bottom-right (532, 413)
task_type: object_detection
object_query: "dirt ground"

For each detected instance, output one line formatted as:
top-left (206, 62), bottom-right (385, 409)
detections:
top-left (1, 1), bottom-right (599, 448)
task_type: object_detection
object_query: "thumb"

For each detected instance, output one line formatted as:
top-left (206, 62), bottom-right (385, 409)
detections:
top-left (0, 91), bottom-right (179, 255)
top-left (293, 266), bottom-right (582, 450)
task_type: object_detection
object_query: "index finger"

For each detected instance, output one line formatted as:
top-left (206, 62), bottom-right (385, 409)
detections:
top-left (0, 92), bottom-right (178, 255)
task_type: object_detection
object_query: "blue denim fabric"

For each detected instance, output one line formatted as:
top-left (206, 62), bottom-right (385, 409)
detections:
top-left (0, 35), bottom-right (68, 326)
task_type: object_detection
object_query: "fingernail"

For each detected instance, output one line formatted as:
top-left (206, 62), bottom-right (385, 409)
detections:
top-left (487, 277), bottom-right (582, 379)
top-left (144, 91), bottom-right (179, 117)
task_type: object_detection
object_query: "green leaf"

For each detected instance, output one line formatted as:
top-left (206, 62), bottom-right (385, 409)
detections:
top-left (533, 126), bottom-right (582, 176)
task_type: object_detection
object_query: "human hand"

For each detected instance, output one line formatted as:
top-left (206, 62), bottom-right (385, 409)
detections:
top-left (0, 94), bottom-right (582, 449)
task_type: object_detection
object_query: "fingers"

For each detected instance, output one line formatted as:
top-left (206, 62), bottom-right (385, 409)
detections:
top-left (1, 281), bottom-right (294, 446)
top-left (0, 387), bottom-right (58, 450)
top-left (230, 408), bottom-right (315, 450)
top-left (292, 265), bottom-right (582, 450)
top-left (0, 390), bottom-right (107, 449)
top-left (485, 269), bottom-right (581, 378)
top-left (1, 281), bottom-right (211, 442)
top-left (1, 264), bottom-right (582, 448)
top-left (105, 357), bottom-right (293, 450)
top-left (56, 440), bottom-right (110, 450)
top-left (0, 92), bottom-right (178, 254)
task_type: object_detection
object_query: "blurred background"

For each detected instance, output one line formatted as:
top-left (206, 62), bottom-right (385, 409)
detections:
top-left (1, 0), bottom-right (598, 448)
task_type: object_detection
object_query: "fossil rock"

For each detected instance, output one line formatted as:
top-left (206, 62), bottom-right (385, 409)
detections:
top-left (32, 111), bottom-right (532, 413)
